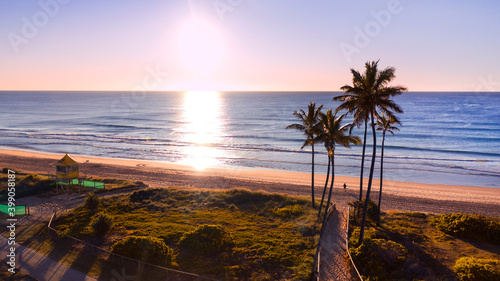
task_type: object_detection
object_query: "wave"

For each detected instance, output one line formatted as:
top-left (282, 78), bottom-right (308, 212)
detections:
top-left (2, 129), bottom-right (499, 163)
top-left (383, 145), bottom-right (500, 157)
top-left (78, 122), bottom-right (162, 130)
top-left (383, 165), bottom-right (500, 178)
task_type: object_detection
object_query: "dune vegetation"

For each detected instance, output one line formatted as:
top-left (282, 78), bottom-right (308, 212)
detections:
top-left (348, 200), bottom-right (500, 281)
top-left (53, 187), bottom-right (321, 280)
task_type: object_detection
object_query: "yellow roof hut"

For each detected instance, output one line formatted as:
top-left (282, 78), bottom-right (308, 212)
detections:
top-left (55, 154), bottom-right (79, 180)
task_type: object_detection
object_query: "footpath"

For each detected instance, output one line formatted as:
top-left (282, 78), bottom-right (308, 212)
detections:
top-left (1, 235), bottom-right (97, 281)
top-left (1, 194), bottom-right (98, 281)
top-left (319, 205), bottom-right (353, 281)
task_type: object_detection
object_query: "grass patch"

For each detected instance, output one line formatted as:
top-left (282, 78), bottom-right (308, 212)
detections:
top-left (348, 210), bottom-right (500, 280)
top-left (272, 204), bottom-right (305, 218)
top-left (0, 168), bottom-right (55, 200)
top-left (53, 187), bottom-right (321, 280)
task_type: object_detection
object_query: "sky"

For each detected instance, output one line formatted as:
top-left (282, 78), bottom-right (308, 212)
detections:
top-left (0, 0), bottom-right (499, 92)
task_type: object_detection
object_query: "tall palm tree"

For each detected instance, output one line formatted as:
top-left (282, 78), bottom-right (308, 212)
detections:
top-left (336, 60), bottom-right (407, 244)
top-left (334, 79), bottom-right (371, 203)
top-left (376, 114), bottom-right (400, 225)
top-left (286, 102), bottom-right (323, 209)
top-left (316, 109), bottom-right (361, 222)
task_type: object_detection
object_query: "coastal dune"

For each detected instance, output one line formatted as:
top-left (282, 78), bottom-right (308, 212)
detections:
top-left (1, 148), bottom-right (499, 217)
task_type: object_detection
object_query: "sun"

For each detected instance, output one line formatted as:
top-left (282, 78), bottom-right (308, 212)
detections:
top-left (176, 18), bottom-right (225, 76)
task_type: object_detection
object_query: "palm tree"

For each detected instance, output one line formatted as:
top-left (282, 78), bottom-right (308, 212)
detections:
top-left (317, 145), bottom-right (330, 218)
top-left (334, 79), bottom-right (371, 203)
top-left (316, 109), bottom-right (361, 222)
top-left (286, 102), bottom-right (323, 208)
top-left (375, 114), bottom-right (400, 225)
top-left (336, 60), bottom-right (407, 244)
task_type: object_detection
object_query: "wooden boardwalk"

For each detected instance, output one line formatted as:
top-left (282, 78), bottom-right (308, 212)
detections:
top-left (319, 205), bottom-right (354, 281)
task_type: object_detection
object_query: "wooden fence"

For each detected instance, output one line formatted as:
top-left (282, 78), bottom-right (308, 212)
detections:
top-left (346, 206), bottom-right (364, 281)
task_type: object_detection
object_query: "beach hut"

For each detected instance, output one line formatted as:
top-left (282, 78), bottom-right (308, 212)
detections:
top-left (55, 154), bottom-right (79, 179)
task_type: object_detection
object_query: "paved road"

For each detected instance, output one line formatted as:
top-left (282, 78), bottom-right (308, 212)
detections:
top-left (1, 235), bottom-right (97, 281)
top-left (1, 193), bottom-right (97, 281)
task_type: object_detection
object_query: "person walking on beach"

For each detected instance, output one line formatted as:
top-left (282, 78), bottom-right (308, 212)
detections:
top-left (343, 183), bottom-right (346, 190)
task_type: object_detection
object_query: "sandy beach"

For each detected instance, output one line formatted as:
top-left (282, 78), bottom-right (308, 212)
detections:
top-left (1, 148), bottom-right (499, 217)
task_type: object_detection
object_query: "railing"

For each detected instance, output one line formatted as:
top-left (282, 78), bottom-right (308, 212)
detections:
top-left (346, 206), bottom-right (364, 281)
top-left (48, 212), bottom-right (220, 281)
top-left (316, 247), bottom-right (321, 281)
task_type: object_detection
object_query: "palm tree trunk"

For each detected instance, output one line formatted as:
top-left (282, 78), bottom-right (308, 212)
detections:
top-left (320, 154), bottom-right (335, 237)
top-left (359, 121), bottom-right (368, 202)
top-left (356, 121), bottom-right (368, 221)
top-left (317, 156), bottom-right (330, 218)
top-left (311, 144), bottom-right (316, 209)
top-left (359, 112), bottom-right (377, 245)
top-left (377, 131), bottom-right (386, 226)
top-left (313, 154), bottom-right (333, 280)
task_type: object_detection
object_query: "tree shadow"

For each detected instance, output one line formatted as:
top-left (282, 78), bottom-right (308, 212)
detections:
top-left (20, 222), bottom-right (47, 247)
top-left (58, 244), bottom-right (98, 281)
top-left (97, 257), bottom-right (196, 281)
top-left (462, 239), bottom-right (500, 255)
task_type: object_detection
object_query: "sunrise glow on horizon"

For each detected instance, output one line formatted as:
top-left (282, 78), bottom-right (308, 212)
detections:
top-left (1, 1), bottom-right (499, 92)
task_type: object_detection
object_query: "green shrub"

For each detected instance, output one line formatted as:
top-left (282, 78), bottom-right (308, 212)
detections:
top-left (272, 205), bottom-right (305, 218)
top-left (431, 213), bottom-right (500, 244)
top-left (178, 224), bottom-right (235, 254)
top-left (348, 227), bottom-right (388, 247)
top-left (349, 198), bottom-right (380, 224)
top-left (349, 238), bottom-right (407, 280)
top-left (454, 257), bottom-right (500, 281)
top-left (89, 212), bottom-right (114, 235)
top-left (84, 192), bottom-right (101, 213)
top-left (129, 188), bottom-right (159, 202)
top-left (111, 236), bottom-right (176, 267)
top-left (129, 188), bottom-right (190, 203)
top-left (263, 246), bottom-right (298, 266)
top-left (224, 188), bottom-right (271, 205)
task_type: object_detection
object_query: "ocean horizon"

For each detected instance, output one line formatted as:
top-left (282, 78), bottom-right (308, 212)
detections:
top-left (1, 91), bottom-right (499, 188)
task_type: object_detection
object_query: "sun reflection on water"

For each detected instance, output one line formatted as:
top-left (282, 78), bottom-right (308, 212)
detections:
top-left (180, 91), bottom-right (224, 170)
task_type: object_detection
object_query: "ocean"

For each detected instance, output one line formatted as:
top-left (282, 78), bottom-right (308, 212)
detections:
top-left (0, 91), bottom-right (499, 188)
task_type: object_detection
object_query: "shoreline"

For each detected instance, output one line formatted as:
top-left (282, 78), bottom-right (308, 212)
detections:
top-left (1, 148), bottom-right (499, 216)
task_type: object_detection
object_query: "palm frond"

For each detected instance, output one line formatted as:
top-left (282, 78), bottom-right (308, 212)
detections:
top-left (286, 123), bottom-right (306, 130)
top-left (287, 102), bottom-right (325, 148)
top-left (376, 114), bottom-right (401, 135)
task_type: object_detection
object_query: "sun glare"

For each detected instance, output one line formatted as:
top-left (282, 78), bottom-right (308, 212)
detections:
top-left (176, 18), bottom-right (225, 76)
top-left (181, 91), bottom-right (225, 170)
